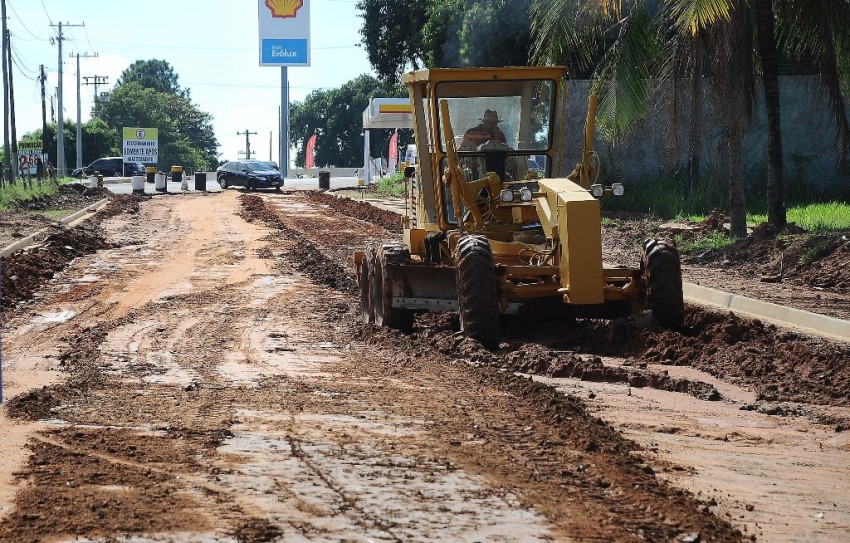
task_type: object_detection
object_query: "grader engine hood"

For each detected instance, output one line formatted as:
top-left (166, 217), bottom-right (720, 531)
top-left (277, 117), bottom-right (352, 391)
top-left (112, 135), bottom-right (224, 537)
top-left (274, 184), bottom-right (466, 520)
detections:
top-left (536, 178), bottom-right (604, 305)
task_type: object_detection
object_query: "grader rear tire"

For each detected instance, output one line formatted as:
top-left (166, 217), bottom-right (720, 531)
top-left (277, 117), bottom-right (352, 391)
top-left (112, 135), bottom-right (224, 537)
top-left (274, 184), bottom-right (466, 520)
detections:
top-left (454, 235), bottom-right (500, 349)
top-left (641, 238), bottom-right (685, 330)
top-left (373, 244), bottom-right (414, 331)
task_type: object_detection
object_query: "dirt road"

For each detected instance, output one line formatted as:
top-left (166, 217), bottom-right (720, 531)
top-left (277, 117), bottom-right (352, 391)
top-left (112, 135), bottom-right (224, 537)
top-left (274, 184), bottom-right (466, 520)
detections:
top-left (0, 190), bottom-right (847, 542)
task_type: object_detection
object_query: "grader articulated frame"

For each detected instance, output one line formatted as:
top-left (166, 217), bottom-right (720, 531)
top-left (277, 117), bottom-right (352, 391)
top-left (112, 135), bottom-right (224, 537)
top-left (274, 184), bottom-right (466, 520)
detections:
top-left (354, 66), bottom-right (684, 348)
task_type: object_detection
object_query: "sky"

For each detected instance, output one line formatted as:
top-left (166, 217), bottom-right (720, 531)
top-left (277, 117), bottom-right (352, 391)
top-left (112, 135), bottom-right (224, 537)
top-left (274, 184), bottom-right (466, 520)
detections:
top-left (9, 0), bottom-right (375, 169)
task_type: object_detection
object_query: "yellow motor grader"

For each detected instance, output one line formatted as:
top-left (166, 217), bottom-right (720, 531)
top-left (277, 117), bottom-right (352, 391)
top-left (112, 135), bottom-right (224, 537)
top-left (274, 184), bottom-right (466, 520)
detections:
top-left (354, 66), bottom-right (683, 348)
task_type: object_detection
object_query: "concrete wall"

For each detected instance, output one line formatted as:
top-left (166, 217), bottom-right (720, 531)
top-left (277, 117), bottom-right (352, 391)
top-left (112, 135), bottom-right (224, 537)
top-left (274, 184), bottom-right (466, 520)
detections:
top-left (560, 76), bottom-right (850, 192)
top-left (289, 167), bottom-right (359, 178)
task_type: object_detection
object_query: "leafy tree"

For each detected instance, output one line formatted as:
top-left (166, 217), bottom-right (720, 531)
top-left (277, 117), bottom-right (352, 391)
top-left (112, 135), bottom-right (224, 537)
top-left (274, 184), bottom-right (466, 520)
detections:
top-left (357, 0), bottom-right (429, 83)
top-left (99, 81), bottom-right (218, 171)
top-left (290, 75), bottom-right (410, 167)
top-left (23, 118), bottom-right (119, 171)
top-left (115, 59), bottom-right (188, 98)
top-left (358, 0), bottom-right (533, 83)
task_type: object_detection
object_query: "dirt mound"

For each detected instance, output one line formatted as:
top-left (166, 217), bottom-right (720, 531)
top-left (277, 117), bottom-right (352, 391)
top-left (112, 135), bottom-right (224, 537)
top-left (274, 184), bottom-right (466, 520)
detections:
top-left (239, 194), bottom-right (356, 293)
top-left (639, 307), bottom-right (850, 406)
top-left (2, 226), bottom-right (110, 314)
top-left (4, 386), bottom-right (62, 421)
top-left (305, 191), bottom-right (403, 233)
top-left (700, 227), bottom-right (850, 292)
top-left (274, 194), bottom-right (850, 409)
top-left (13, 183), bottom-right (110, 211)
top-left (97, 193), bottom-right (147, 219)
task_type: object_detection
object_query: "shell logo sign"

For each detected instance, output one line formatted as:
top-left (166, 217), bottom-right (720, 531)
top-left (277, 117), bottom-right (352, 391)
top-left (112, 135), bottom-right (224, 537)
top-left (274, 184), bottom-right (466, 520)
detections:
top-left (265, 0), bottom-right (303, 18)
top-left (258, 0), bottom-right (310, 66)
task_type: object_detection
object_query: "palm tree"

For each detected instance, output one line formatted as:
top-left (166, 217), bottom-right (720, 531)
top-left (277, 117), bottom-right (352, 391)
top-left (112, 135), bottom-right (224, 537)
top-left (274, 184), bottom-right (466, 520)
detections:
top-left (530, 0), bottom-right (850, 230)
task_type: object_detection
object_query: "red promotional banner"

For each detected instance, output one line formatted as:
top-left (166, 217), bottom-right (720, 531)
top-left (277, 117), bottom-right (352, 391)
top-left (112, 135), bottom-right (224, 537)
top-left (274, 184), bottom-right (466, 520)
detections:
top-left (388, 130), bottom-right (399, 160)
top-left (305, 134), bottom-right (317, 169)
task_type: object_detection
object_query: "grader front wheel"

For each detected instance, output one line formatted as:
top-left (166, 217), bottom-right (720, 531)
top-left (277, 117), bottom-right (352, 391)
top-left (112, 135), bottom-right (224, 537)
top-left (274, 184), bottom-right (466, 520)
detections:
top-left (641, 238), bottom-right (685, 330)
top-left (454, 235), bottom-right (501, 349)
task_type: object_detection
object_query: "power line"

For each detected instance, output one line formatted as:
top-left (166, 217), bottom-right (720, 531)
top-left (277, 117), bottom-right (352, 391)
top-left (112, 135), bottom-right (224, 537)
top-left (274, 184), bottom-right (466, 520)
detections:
top-left (11, 50), bottom-right (38, 81)
top-left (6, 0), bottom-right (48, 41)
top-left (86, 39), bottom-right (360, 52)
top-left (9, 38), bottom-right (37, 77)
top-left (82, 24), bottom-right (95, 52)
top-left (40, 0), bottom-right (53, 25)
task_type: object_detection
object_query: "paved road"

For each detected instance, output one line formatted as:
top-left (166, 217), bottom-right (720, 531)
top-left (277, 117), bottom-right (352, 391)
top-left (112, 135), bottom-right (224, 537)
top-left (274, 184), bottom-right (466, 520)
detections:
top-left (103, 173), bottom-right (363, 195)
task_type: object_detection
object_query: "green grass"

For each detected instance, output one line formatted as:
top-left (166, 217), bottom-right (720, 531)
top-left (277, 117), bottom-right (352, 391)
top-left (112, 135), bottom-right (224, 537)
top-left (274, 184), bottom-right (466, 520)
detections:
top-left (374, 172), bottom-right (406, 197)
top-left (674, 231), bottom-right (736, 255)
top-left (0, 178), bottom-right (68, 211)
top-left (747, 202), bottom-right (850, 231)
top-left (603, 171), bottom-right (850, 234)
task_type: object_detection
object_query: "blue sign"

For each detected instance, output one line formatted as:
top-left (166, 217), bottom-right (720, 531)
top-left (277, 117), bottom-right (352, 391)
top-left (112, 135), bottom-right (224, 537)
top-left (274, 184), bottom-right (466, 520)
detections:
top-left (261, 39), bottom-right (309, 65)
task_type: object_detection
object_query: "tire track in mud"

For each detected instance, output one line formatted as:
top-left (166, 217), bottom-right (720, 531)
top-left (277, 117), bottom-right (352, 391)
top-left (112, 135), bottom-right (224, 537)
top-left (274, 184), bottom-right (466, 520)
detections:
top-left (244, 192), bottom-right (727, 402)
top-left (243, 193), bottom-right (746, 542)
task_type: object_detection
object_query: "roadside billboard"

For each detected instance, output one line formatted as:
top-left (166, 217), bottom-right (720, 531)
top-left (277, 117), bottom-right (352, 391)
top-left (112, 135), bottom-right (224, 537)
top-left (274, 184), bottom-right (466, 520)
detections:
top-left (18, 140), bottom-right (43, 175)
top-left (258, 0), bottom-right (310, 66)
top-left (123, 127), bottom-right (159, 164)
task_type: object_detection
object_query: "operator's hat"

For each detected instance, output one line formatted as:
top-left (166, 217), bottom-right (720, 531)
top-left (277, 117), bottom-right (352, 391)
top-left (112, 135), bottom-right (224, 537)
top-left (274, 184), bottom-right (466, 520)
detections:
top-left (481, 110), bottom-right (502, 123)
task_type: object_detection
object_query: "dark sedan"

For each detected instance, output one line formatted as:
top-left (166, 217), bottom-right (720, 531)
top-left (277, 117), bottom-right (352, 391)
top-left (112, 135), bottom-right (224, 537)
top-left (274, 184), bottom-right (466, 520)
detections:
top-left (71, 157), bottom-right (146, 178)
top-left (217, 161), bottom-right (284, 191)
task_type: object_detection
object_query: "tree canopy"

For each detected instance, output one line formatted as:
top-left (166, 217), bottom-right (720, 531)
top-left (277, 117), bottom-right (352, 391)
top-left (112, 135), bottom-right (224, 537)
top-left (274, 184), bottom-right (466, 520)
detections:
top-left (357, 0), bottom-right (532, 83)
top-left (115, 59), bottom-right (188, 98)
top-left (100, 60), bottom-right (219, 171)
top-left (290, 75), bottom-right (410, 167)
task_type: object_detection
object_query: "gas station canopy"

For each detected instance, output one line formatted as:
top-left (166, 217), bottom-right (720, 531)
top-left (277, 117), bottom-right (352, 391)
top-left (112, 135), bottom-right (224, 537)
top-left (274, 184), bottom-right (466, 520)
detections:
top-left (362, 98), bottom-right (413, 129)
top-left (360, 98), bottom-right (413, 184)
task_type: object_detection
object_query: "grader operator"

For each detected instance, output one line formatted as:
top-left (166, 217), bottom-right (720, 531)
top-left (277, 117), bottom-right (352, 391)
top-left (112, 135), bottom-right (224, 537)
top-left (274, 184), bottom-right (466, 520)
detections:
top-left (354, 66), bottom-right (684, 348)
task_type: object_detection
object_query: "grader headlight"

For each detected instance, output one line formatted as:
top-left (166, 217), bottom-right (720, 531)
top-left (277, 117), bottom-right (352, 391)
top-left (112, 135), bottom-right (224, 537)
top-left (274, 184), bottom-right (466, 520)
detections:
top-left (500, 189), bottom-right (515, 203)
top-left (519, 188), bottom-right (533, 202)
top-left (612, 183), bottom-right (625, 196)
top-left (590, 184), bottom-right (605, 198)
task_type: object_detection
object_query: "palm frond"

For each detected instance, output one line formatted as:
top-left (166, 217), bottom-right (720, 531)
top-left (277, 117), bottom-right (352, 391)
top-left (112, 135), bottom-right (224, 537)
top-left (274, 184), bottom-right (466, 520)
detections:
top-left (592, 6), bottom-right (663, 141)
top-left (668, 0), bottom-right (733, 36)
top-left (530, 0), bottom-right (612, 73)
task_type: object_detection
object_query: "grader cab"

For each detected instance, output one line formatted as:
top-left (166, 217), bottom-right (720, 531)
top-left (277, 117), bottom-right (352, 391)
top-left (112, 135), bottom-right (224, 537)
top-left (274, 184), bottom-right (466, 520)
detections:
top-left (354, 66), bottom-right (684, 348)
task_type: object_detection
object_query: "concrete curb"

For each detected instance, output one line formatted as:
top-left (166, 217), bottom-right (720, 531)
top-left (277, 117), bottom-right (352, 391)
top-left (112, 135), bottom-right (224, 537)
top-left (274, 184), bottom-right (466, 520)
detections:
top-left (0, 198), bottom-right (110, 259)
top-left (684, 282), bottom-right (850, 342)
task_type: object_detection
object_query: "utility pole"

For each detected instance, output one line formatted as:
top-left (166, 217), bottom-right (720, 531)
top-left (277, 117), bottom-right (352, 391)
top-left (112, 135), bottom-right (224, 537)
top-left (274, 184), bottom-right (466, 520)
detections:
top-left (82, 75), bottom-right (108, 117)
top-left (1, 0), bottom-right (10, 184)
top-left (281, 68), bottom-right (289, 176)
top-left (73, 52), bottom-right (97, 169)
top-left (39, 65), bottom-right (47, 169)
top-left (6, 29), bottom-right (17, 182)
top-left (237, 130), bottom-right (257, 160)
top-left (51, 21), bottom-right (84, 178)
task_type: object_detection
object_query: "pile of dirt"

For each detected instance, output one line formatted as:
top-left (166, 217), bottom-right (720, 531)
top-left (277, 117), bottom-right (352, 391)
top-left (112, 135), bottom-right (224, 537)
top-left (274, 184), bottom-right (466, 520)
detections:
top-left (638, 307), bottom-right (850, 406)
top-left (97, 193), bottom-right (147, 220)
top-left (1, 226), bottom-right (110, 314)
top-left (689, 223), bottom-right (850, 292)
top-left (305, 191), bottom-right (403, 233)
top-left (0, 194), bottom-right (151, 316)
top-left (12, 183), bottom-right (110, 211)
